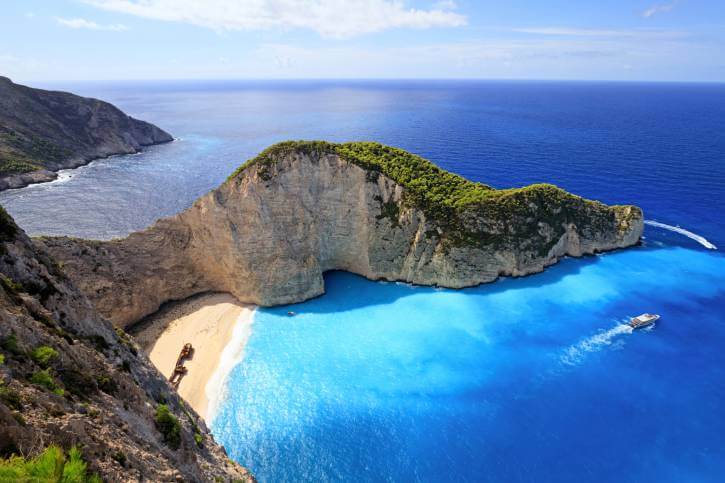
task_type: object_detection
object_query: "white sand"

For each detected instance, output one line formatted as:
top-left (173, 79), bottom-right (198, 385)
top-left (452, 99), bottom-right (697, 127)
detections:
top-left (131, 293), bottom-right (254, 421)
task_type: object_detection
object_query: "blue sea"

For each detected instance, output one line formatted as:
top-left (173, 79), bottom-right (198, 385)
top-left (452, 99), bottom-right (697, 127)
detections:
top-left (2, 80), bottom-right (724, 482)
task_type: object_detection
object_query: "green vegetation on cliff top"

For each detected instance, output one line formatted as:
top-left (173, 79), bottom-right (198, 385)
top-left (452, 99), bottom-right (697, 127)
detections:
top-left (228, 141), bottom-right (638, 232)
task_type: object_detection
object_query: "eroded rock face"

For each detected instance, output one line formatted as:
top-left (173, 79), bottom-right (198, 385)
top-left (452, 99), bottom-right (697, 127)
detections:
top-left (41, 147), bottom-right (643, 328)
top-left (0, 208), bottom-right (252, 481)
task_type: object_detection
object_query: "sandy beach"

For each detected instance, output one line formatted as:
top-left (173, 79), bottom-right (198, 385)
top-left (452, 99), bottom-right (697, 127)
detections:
top-left (131, 293), bottom-right (254, 420)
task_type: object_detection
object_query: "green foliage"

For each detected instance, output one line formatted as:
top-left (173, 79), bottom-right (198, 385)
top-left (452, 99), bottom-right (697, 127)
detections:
top-left (0, 128), bottom-right (71, 177)
top-left (155, 404), bottom-right (182, 450)
top-left (0, 275), bottom-right (23, 297)
top-left (0, 158), bottom-right (41, 176)
top-left (59, 369), bottom-right (97, 398)
top-left (226, 141), bottom-right (630, 251)
top-left (376, 200), bottom-right (401, 227)
top-left (0, 334), bottom-right (21, 356)
top-left (112, 450), bottom-right (126, 467)
top-left (114, 327), bottom-right (138, 355)
top-left (194, 432), bottom-right (203, 448)
top-left (30, 345), bottom-right (59, 368)
top-left (0, 382), bottom-right (23, 410)
top-left (0, 445), bottom-right (101, 482)
top-left (30, 369), bottom-right (64, 396)
top-left (95, 374), bottom-right (117, 395)
top-left (85, 335), bottom-right (109, 352)
top-left (0, 354), bottom-right (4, 365)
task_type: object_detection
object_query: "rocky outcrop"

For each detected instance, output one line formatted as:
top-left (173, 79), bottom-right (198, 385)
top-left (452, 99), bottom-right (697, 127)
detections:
top-left (41, 142), bottom-right (643, 328)
top-left (0, 207), bottom-right (252, 481)
top-left (0, 76), bottom-right (173, 191)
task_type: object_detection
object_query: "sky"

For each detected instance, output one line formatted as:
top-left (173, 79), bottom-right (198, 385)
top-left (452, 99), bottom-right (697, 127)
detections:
top-left (1, 0), bottom-right (724, 82)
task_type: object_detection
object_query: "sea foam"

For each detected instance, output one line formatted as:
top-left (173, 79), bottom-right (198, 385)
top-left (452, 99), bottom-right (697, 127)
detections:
top-left (560, 322), bottom-right (633, 366)
top-left (205, 309), bottom-right (255, 423)
top-left (645, 220), bottom-right (717, 250)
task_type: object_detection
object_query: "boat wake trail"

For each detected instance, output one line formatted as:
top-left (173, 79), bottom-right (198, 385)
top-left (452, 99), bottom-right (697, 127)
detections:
top-left (560, 323), bottom-right (633, 366)
top-left (645, 220), bottom-right (717, 250)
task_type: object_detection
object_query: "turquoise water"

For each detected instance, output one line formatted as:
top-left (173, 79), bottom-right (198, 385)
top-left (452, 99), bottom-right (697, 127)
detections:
top-left (1, 81), bottom-right (723, 481)
top-left (212, 245), bottom-right (725, 482)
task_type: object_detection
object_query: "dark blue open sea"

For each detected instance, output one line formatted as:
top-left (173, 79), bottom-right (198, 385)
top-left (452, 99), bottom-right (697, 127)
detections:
top-left (2, 81), bottom-right (724, 482)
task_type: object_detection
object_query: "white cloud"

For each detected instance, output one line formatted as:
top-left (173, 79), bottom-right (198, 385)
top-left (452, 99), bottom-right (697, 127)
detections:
top-left (642, 3), bottom-right (676, 18)
top-left (512, 27), bottom-right (685, 39)
top-left (56, 17), bottom-right (129, 31)
top-left (83, 0), bottom-right (467, 38)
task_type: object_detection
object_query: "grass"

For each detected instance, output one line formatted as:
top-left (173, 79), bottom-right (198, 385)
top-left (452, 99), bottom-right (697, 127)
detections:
top-left (155, 404), bottom-right (181, 449)
top-left (0, 445), bottom-right (101, 482)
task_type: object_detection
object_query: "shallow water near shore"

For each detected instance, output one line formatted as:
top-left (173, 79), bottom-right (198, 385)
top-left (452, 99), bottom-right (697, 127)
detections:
top-left (211, 246), bottom-right (725, 482)
top-left (1, 80), bottom-right (723, 481)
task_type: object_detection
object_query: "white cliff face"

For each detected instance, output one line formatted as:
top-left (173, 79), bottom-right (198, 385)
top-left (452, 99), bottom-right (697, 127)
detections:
top-left (41, 150), bottom-right (643, 328)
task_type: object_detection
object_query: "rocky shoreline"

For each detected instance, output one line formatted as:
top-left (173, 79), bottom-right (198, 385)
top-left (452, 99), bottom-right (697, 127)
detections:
top-left (0, 140), bottom-right (173, 191)
top-left (0, 76), bottom-right (173, 192)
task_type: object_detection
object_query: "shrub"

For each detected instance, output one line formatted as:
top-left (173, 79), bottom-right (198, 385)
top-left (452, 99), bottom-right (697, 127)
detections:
top-left (0, 275), bottom-right (23, 296)
top-left (0, 383), bottom-right (22, 410)
top-left (154, 404), bottom-right (181, 450)
top-left (0, 334), bottom-right (21, 355)
top-left (86, 335), bottom-right (109, 352)
top-left (0, 206), bottom-right (18, 243)
top-left (114, 327), bottom-right (138, 356)
top-left (30, 369), bottom-right (64, 396)
top-left (30, 345), bottom-right (58, 368)
top-left (0, 354), bottom-right (4, 365)
top-left (112, 450), bottom-right (126, 467)
top-left (194, 432), bottom-right (203, 448)
top-left (95, 374), bottom-right (117, 395)
top-left (58, 369), bottom-right (96, 398)
top-left (0, 445), bottom-right (101, 482)
top-left (226, 141), bottom-right (625, 251)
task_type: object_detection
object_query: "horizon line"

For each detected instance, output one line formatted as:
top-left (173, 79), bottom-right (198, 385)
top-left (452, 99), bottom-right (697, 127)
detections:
top-left (20, 77), bottom-right (725, 86)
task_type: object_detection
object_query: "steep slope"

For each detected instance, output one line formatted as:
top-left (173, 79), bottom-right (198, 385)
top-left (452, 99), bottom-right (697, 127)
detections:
top-left (0, 76), bottom-right (173, 190)
top-left (41, 141), bottom-right (643, 328)
top-left (0, 207), bottom-right (252, 481)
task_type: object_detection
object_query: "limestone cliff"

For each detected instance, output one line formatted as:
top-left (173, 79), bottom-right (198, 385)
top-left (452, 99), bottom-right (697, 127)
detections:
top-left (0, 207), bottom-right (252, 481)
top-left (0, 76), bottom-right (173, 191)
top-left (41, 141), bottom-right (643, 328)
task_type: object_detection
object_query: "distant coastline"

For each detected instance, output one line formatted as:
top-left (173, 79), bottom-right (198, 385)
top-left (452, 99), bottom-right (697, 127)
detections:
top-left (0, 76), bottom-right (174, 191)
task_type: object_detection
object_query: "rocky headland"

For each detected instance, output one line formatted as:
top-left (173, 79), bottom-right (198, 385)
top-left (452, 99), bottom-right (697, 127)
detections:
top-left (0, 207), bottom-right (252, 481)
top-left (40, 141), bottom-right (644, 328)
top-left (0, 76), bottom-right (172, 191)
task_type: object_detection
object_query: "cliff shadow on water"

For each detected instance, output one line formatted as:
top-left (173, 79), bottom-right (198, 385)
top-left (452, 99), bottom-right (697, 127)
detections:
top-left (269, 253), bottom-right (608, 315)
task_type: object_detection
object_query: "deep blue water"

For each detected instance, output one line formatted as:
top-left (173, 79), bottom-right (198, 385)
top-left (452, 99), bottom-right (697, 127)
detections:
top-left (1, 80), bottom-right (723, 481)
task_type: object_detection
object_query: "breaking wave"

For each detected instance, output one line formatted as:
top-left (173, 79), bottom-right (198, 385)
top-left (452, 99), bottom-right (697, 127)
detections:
top-left (645, 220), bottom-right (717, 250)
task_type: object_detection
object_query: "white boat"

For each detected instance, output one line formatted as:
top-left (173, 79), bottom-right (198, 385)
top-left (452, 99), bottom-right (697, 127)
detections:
top-left (629, 313), bottom-right (660, 329)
